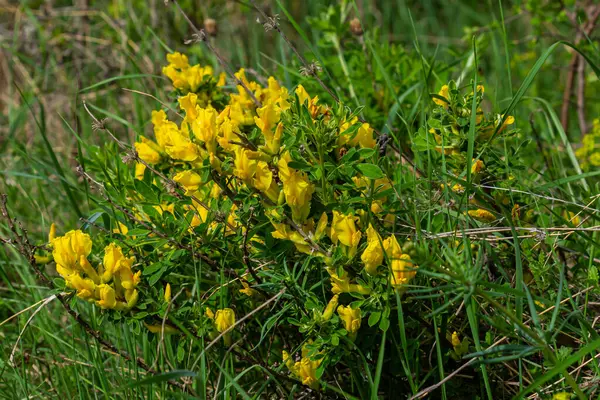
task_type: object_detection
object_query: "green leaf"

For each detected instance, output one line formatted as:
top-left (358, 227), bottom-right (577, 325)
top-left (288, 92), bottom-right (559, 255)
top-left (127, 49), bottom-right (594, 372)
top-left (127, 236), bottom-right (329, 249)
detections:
top-left (358, 148), bottom-right (376, 159)
top-left (356, 163), bottom-right (385, 179)
top-left (143, 262), bottom-right (164, 276)
top-left (368, 311), bottom-right (382, 327)
top-left (379, 316), bottom-right (390, 332)
top-left (79, 74), bottom-right (162, 93)
top-left (287, 160), bottom-right (312, 171)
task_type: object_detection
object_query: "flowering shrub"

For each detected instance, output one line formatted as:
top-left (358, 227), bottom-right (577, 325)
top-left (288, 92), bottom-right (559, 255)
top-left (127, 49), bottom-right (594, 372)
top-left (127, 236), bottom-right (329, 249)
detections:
top-left (46, 50), bottom-right (431, 391)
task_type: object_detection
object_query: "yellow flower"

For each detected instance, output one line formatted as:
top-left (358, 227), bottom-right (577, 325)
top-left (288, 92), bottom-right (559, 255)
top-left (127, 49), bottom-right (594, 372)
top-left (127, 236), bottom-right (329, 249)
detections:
top-left (354, 123), bottom-right (376, 148)
top-left (178, 92), bottom-right (199, 120)
top-left (52, 230), bottom-right (93, 277)
top-left (433, 85), bottom-right (450, 108)
top-left (165, 130), bottom-right (201, 162)
top-left (497, 114), bottom-right (515, 133)
top-left (470, 159), bottom-right (484, 174)
top-left (296, 357), bottom-right (320, 388)
top-left (321, 294), bottom-right (339, 321)
top-left (166, 52), bottom-right (189, 69)
top-left (564, 211), bottom-right (581, 226)
top-left (511, 204), bottom-right (521, 220)
top-left (216, 309), bottom-right (236, 332)
top-left (77, 255), bottom-right (101, 283)
top-left (48, 223), bottom-right (56, 243)
top-left (253, 161), bottom-right (273, 191)
top-left (135, 162), bottom-right (146, 180)
top-left (180, 94), bottom-right (219, 154)
top-left (134, 136), bottom-right (162, 164)
top-left (259, 77), bottom-right (290, 110)
top-left (295, 85), bottom-right (311, 106)
top-left (153, 202), bottom-right (175, 216)
top-left (384, 235), bottom-right (417, 289)
top-left (271, 222), bottom-right (311, 254)
top-left (467, 209), bottom-right (496, 222)
top-left (68, 273), bottom-right (96, 300)
top-left (440, 183), bottom-right (465, 193)
top-left (151, 111), bottom-right (201, 162)
top-left (217, 72), bottom-right (226, 86)
top-left (233, 146), bottom-right (257, 185)
top-left (361, 224), bottom-right (383, 275)
top-left (552, 393), bottom-right (571, 400)
top-left (112, 222), bottom-right (128, 235)
top-left (329, 271), bottom-right (351, 294)
top-left (330, 210), bottom-right (362, 258)
top-left (205, 308), bottom-right (215, 319)
top-left (383, 235), bottom-right (402, 258)
top-left (173, 170), bottom-right (203, 195)
top-left (328, 269), bottom-right (371, 295)
top-left (451, 331), bottom-right (461, 347)
top-left (209, 182), bottom-right (222, 199)
top-left (295, 85), bottom-right (323, 118)
top-left (164, 283), bottom-right (171, 303)
top-left (339, 119), bottom-right (376, 149)
top-left (239, 281), bottom-right (257, 297)
top-left (278, 152), bottom-right (314, 223)
top-left (96, 284), bottom-right (117, 309)
top-left (125, 287), bottom-right (139, 309)
top-left (389, 253), bottom-right (417, 289)
top-left (314, 212), bottom-right (328, 241)
top-left (101, 243), bottom-right (135, 284)
top-left (217, 114), bottom-right (238, 151)
top-left (283, 345), bottom-right (322, 389)
top-left (254, 103), bottom-right (281, 136)
top-left (337, 304), bottom-right (361, 335)
top-left (162, 55), bottom-right (214, 93)
top-left (207, 308), bottom-right (236, 346)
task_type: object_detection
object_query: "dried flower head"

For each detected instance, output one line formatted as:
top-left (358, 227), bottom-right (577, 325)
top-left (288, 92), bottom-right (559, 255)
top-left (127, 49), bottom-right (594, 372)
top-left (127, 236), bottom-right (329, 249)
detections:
top-left (299, 61), bottom-right (322, 77)
top-left (349, 18), bottom-right (363, 36)
top-left (184, 31), bottom-right (206, 45)
top-left (121, 151), bottom-right (137, 165)
top-left (91, 118), bottom-right (108, 132)
top-left (262, 15), bottom-right (280, 32)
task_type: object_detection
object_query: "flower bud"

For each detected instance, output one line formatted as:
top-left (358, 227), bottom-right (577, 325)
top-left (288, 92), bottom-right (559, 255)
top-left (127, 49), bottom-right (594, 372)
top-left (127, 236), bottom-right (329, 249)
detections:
top-left (164, 283), bottom-right (172, 303)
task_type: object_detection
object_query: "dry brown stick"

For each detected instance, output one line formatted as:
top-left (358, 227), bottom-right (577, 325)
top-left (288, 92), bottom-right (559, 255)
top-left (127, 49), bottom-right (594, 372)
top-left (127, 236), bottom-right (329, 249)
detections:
top-left (0, 195), bottom-right (186, 390)
top-left (576, 57), bottom-right (587, 135)
top-left (560, 3), bottom-right (600, 132)
top-left (560, 54), bottom-right (578, 132)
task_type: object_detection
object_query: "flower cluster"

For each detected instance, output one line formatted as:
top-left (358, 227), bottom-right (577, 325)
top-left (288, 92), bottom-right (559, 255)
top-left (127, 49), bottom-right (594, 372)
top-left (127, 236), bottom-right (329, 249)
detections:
top-left (51, 226), bottom-right (140, 310)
